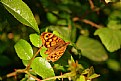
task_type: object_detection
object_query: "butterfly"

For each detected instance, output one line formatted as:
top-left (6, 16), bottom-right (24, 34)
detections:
top-left (40, 32), bottom-right (70, 62)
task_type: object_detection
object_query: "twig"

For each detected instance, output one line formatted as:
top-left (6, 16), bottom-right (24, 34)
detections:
top-left (41, 72), bottom-right (76, 81)
top-left (88, 0), bottom-right (95, 10)
top-left (73, 17), bottom-right (103, 29)
top-left (81, 19), bottom-right (103, 28)
top-left (26, 46), bottom-right (42, 71)
top-left (2, 46), bottom-right (43, 80)
top-left (6, 69), bottom-right (25, 78)
top-left (88, 0), bottom-right (100, 13)
top-left (5, 69), bottom-right (41, 81)
top-left (24, 71), bottom-right (41, 81)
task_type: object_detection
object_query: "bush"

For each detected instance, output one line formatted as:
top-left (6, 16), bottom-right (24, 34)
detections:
top-left (0, 0), bottom-right (121, 81)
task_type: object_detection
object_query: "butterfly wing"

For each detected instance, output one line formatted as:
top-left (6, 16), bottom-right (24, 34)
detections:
top-left (46, 42), bottom-right (70, 62)
top-left (40, 32), bottom-right (70, 62)
top-left (40, 32), bottom-right (65, 48)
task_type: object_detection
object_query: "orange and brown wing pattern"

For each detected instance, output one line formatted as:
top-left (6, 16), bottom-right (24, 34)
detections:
top-left (46, 42), bottom-right (70, 62)
top-left (40, 32), bottom-right (70, 62)
top-left (40, 32), bottom-right (65, 48)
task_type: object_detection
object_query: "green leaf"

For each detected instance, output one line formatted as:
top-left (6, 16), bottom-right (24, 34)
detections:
top-left (108, 20), bottom-right (121, 29)
top-left (31, 57), bottom-right (55, 80)
top-left (87, 66), bottom-right (94, 77)
top-left (76, 75), bottom-right (86, 81)
top-left (1, 0), bottom-right (40, 33)
top-left (14, 39), bottom-right (33, 60)
top-left (113, 2), bottom-right (121, 10)
top-left (40, 46), bottom-right (48, 58)
top-left (29, 34), bottom-right (42, 47)
top-left (68, 19), bottom-right (76, 42)
top-left (22, 60), bottom-right (29, 66)
top-left (57, 19), bottom-right (67, 25)
top-left (89, 73), bottom-right (100, 80)
top-left (53, 31), bottom-right (63, 38)
top-left (52, 30), bottom-right (69, 42)
top-left (82, 67), bottom-right (100, 80)
top-left (107, 59), bottom-right (121, 71)
top-left (76, 36), bottom-right (108, 61)
top-left (108, 11), bottom-right (121, 29)
top-left (94, 28), bottom-right (121, 52)
top-left (53, 64), bottom-right (65, 71)
top-left (47, 12), bottom-right (58, 24)
top-left (48, 26), bottom-right (70, 42)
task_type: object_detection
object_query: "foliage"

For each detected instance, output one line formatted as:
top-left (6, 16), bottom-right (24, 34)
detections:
top-left (0, 0), bottom-right (121, 81)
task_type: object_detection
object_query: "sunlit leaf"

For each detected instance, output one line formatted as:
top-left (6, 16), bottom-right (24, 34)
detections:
top-left (89, 73), bottom-right (100, 80)
top-left (29, 34), bottom-right (42, 47)
top-left (87, 66), bottom-right (94, 77)
top-left (76, 75), bottom-right (86, 81)
top-left (95, 28), bottom-right (121, 52)
top-left (14, 39), bottom-right (33, 60)
top-left (40, 46), bottom-right (48, 58)
top-left (1, 0), bottom-right (40, 33)
top-left (31, 57), bottom-right (55, 80)
top-left (22, 60), bottom-right (29, 66)
top-left (53, 31), bottom-right (63, 38)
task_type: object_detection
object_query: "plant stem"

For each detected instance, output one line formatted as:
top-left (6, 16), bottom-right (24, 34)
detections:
top-left (26, 46), bottom-right (42, 71)
top-left (6, 69), bottom-right (25, 78)
top-left (41, 72), bottom-right (76, 81)
top-left (73, 17), bottom-right (103, 29)
top-left (24, 70), bottom-right (41, 81)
